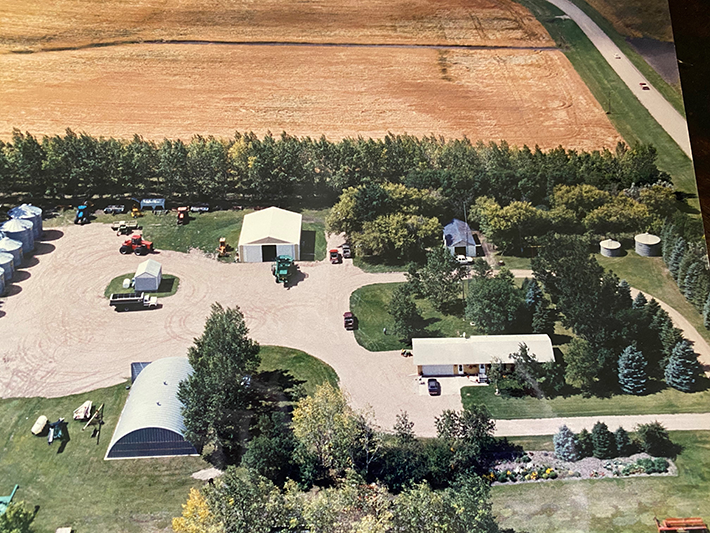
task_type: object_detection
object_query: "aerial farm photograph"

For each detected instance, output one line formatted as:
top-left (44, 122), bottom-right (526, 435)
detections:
top-left (0, 0), bottom-right (708, 531)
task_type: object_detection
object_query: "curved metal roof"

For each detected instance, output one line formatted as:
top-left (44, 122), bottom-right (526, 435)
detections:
top-left (238, 207), bottom-right (302, 247)
top-left (8, 204), bottom-right (42, 216)
top-left (0, 237), bottom-right (22, 251)
top-left (105, 357), bottom-right (193, 459)
top-left (1, 219), bottom-right (32, 232)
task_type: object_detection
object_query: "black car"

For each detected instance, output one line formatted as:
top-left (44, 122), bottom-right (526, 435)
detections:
top-left (427, 378), bottom-right (441, 396)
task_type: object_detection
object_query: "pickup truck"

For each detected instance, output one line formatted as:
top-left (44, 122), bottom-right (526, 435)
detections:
top-left (104, 205), bottom-right (125, 215)
top-left (109, 292), bottom-right (158, 311)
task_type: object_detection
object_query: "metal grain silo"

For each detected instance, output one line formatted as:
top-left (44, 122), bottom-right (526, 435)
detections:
top-left (600, 239), bottom-right (622, 257)
top-left (634, 233), bottom-right (661, 257)
top-left (1, 219), bottom-right (34, 254)
top-left (0, 269), bottom-right (5, 296)
top-left (0, 236), bottom-right (24, 267)
top-left (0, 251), bottom-right (15, 281)
top-left (8, 204), bottom-right (42, 239)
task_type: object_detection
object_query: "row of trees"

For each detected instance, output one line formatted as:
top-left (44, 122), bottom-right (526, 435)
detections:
top-left (2, 130), bottom-right (668, 211)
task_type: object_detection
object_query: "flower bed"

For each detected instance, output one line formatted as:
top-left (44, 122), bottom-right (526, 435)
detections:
top-left (490, 451), bottom-right (676, 485)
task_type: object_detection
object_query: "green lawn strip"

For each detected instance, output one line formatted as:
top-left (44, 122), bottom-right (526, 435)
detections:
top-left (569, 0), bottom-right (685, 113)
top-left (352, 256), bottom-right (408, 273)
top-left (300, 208), bottom-right (330, 262)
top-left (514, 0), bottom-right (697, 204)
top-left (0, 384), bottom-right (207, 533)
top-left (596, 250), bottom-right (710, 345)
top-left (492, 254), bottom-right (532, 271)
top-left (350, 282), bottom-right (471, 352)
top-left (504, 435), bottom-right (555, 451)
top-left (492, 431), bottom-right (710, 533)
top-left (462, 382), bottom-right (710, 419)
top-left (258, 345), bottom-right (339, 396)
top-left (103, 273), bottom-right (180, 299)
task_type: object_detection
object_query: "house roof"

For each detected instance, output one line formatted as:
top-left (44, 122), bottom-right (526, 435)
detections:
top-left (105, 357), bottom-right (193, 458)
top-left (412, 334), bottom-right (554, 365)
top-left (238, 207), bottom-right (302, 247)
top-left (135, 258), bottom-right (162, 278)
top-left (443, 219), bottom-right (476, 247)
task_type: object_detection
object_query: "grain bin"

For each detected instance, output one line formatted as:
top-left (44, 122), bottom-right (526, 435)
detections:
top-left (8, 204), bottom-right (42, 239)
top-left (0, 252), bottom-right (15, 281)
top-left (1, 219), bottom-right (34, 254)
top-left (600, 239), bottom-right (622, 257)
top-left (0, 269), bottom-right (5, 296)
top-left (635, 233), bottom-right (661, 257)
top-left (0, 236), bottom-right (24, 267)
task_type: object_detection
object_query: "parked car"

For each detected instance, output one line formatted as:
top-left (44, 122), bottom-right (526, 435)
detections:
top-left (343, 312), bottom-right (357, 330)
top-left (456, 254), bottom-right (473, 264)
top-left (104, 204), bottom-right (125, 215)
top-left (427, 378), bottom-right (441, 396)
top-left (330, 249), bottom-right (342, 264)
top-left (342, 243), bottom-right (352, 259)
top-left (190, 203), bottom-right (210, 213)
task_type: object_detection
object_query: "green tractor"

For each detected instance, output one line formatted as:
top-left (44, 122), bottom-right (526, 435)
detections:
top-left (272, 255), bottom-right (296, 287)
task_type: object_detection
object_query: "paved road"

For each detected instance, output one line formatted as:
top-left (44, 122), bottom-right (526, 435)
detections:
top-left (544, 0), bottom-right (692, 158)
top-left (495, 412), bottom-right (710, 436)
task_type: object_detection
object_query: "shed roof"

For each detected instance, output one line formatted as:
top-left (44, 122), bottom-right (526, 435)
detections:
top-left (105, 357), bottom-right (193, 459)
top-left (412, 334), bottom-right (554, 365)
top-left (135, 259), bottom-right (162, 278)
top-left (443, 219), bottom-right (476, 247)
top-left (238, 207), bottom-right (302, 247)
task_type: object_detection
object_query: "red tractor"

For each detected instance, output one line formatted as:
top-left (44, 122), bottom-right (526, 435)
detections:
top-left (120, 233), bottom-right (154, 255)
top-left (177, 206), bottom-right (189, 225)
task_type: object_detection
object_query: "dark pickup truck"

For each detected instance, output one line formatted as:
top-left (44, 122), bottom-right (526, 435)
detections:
top-left (109, 292), bottom-right (158, 312)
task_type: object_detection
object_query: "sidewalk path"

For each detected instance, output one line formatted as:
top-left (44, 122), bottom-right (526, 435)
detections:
top-left (543, 0), bottom-right (692, 158)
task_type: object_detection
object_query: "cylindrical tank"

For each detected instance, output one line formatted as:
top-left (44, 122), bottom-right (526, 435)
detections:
top-left (8, 204), bottom-right (42, 239)
top-left (0, 236), bottom-right (24, 267)
top-left (0, 269), bottom-right (5, 297)
top-left (1, 219), bottom-right (34, 254)
top-left (0, 252), bottom-right (15, 281)
top-left (635, 233), bottom-right (661, 257)
top-left (600, 239), bottom-right (622, 257)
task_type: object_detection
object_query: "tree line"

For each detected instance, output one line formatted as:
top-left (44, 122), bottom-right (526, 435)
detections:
top-left (1, 129), bottom-right (668, 212)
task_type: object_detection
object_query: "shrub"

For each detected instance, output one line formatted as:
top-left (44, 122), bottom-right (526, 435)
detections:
top-left (592, 421), bottom-right (616, 459)
top-left (636, 422), bottom-right (675, 457)
top-left (554, 425), bottom-right (579, 462)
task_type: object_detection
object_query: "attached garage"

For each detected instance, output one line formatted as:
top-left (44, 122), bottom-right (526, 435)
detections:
top-left (105, 357), bottom-right (198, 459)
top-left (238, 207), bottom-right (302, 262)
top-left (420, 364), bottom-right (455, 377)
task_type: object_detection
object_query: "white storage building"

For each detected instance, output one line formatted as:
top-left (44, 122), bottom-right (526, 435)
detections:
top-left (134, 259), bottom-right (162, 292)
top-left (443, 219), bottom-right (478, 259)
top-left (238, 207), bottom-right (302, 263)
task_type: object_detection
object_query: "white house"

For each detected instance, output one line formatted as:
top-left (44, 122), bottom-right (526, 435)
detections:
top-left (443, 219), bottom-right (479, 258)
top-left (238, 207), bottom-right (302, 262)
top-left (134, 259), bottom-right (162, 292)
top-left (412, 334), bottom-right (554, 378)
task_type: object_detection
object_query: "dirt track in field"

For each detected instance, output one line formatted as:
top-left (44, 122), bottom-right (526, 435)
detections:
top-left (0, 225), bottom-right (465, 437)
top-left (0, 43), bottom-right (621, 149)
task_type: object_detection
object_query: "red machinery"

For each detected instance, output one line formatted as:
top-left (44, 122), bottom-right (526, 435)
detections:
top-left (177, 206), bottom-right (189, 225)
top-left (655, 517), bottom-right (708, 532)
top-left (119, 233), bottom-right (154, 255)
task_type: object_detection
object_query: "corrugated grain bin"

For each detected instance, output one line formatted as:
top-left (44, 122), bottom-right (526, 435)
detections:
top-left (8, 204), bottom-right (42, 238)
top-left (0, 269), bottom-right (5, 296)
top-left (0, 251), bottom-right (15, 281)
top-left (0, 236), bottom-right (24, 267)
top-left (1, 219), bottom-right (34, 254)
top-left (635, 233), bottom-right (661, 257)
top-left (599, 239), bottom-right (622, 257)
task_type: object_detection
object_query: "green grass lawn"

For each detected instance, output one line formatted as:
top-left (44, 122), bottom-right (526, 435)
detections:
top-left (461, 383), bottom-right (710, 419)
top-left (258, 345), bottom-right (339, 396)
top-left (300, 208), bottom-right (329, 262)
top-left (493, 431), bottom-right (710, 533)
top-left (493, 254), bottom-right (532, 271)
top-left (596, 249), bottom-right (710, 345)
top-left (514, 0), bottom-right (698, 206)
top-left (350, 283), bottom-right (471, 351)
top-left (352, 256), bottom-right (408, 273)
top-left (103, 273), bottom-right (180, 299)
top-left (0, 384), bottom-right (208, 533)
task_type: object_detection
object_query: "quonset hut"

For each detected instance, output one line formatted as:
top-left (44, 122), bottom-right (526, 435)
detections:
top-left (1, 219), bottom-right (34, 254)
top-left (8, 204), bottom-right (42, 239)
top-left (0, 235), bottom-right (24, 267)
top-left (105, 357), bottom-right (198, 459)
top-left (0, 252), bottom-right (15, 281)
top-left (599, 239), bottom-right (622, 257)
top-left (635, 233), bottom-right (661, 257)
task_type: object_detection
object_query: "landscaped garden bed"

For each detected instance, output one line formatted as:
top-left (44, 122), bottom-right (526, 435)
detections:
top-left (489, 450), bottom-right (676, 485)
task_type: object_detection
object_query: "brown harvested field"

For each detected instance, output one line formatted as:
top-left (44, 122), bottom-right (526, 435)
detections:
top-left (580, 0), bottom-right (674, 42)
top-left (0, 43), bottom-right (621, 150)
top-left (0, 0), bottom-right (553, 51)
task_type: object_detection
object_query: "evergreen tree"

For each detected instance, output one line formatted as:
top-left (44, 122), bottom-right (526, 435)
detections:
top-left (576, 428), bottom-right (593, 458)
top-left (668, 238), bottom-right (687, 280)
top-left (591, 421), bottom-right (616, 459)
top-left (664, 340), bottom-right (701, 392)
top-left (683, 262), bottom-right (703, 303)
top-left (614, 427), bottom-right (632, 457)
top-left (525, 278), bottom-right (544, 309)
top-left (617, 280), bottom-right (632, 309)
top-left (531, 303), bottom-right (557, 336)
top-left (617, 344), bottom-right (648, 395)
top-left (632, 291), bottom-right (648, 309)
top-left (636, 421), bottom-right (674, 456)
top-left (677, 251), bottom-right (697, 292)
top-left (704, 292), bottom-right (710, 330)
top-left (661, 225), bottom-right (677, 264)
top-left (553, 425), bottom-right (579, 461)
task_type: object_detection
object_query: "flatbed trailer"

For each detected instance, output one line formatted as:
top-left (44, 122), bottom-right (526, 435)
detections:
top-left (655, 517), bottom-right (708, 532)
top-left (109, 292), bottom-right (158, 311)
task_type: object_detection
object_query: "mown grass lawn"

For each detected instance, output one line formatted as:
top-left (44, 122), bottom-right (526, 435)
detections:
top-left (103, 273), bottom-right (180, 299)
top-left (350, 282), bottom-right (472, 351)
top-left (514, 0), bottom-right (697, 205)
top-left (596, 249), bottom-right (710, 345)
top-left (493, 431), bottom-right (710, 533)
top-left (258, 345), bottom-right (339, 396)
top-left (461, 383), bottom-right (710, 419)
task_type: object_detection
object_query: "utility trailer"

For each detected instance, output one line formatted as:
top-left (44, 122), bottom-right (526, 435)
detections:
top-left (655, 517), bottom-right (708, 532)
top-left (109, 292), bottom-right (158, 311)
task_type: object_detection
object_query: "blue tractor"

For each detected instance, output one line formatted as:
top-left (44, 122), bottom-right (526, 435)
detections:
top-left (74, 204), bottom-right (89, 225)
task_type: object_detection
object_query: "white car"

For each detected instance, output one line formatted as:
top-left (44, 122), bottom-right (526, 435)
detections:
top-left (456, 255), bottom-right (473, 264)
